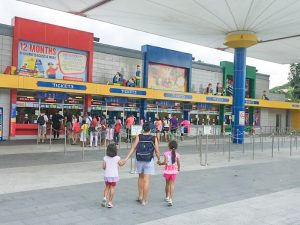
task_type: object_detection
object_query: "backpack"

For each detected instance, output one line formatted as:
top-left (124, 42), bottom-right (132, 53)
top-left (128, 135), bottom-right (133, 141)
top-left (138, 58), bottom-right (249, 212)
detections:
top-left (74, 122), bottom-right (80, 133)
top-left (136, 134), bottom-right (155, 162)
top-left (37, 115), bottom-right (45, 126)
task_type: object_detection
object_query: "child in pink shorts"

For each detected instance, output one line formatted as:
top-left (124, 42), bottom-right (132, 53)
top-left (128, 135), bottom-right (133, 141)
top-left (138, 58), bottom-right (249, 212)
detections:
top-left (158, 140), bottom-right (180, 206)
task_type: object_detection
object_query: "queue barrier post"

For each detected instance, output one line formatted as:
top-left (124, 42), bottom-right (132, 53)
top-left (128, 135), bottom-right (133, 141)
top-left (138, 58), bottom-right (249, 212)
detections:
top-left (228, 133), bottom-right (231, 162)
top-left (205, 134), bottom-right (208, 166)
top-left (252, 133), bottom-right (255, 160)
top-left (277, 132), bottom-right (280, 152)
top-left (37, 125), bottom-right (40, 144)
top-left (64, 127), bottom-right (67, 155)
top-left (271, 133), bottom-right (274, 158)
top-left (82, 132), bottom-right (86, 161)
top-left (290, 133), bottom-right (293, 156)
top-left (222, 132), bottom-right (225, 155)
top-left (49, 125), bottom-right (52, 149)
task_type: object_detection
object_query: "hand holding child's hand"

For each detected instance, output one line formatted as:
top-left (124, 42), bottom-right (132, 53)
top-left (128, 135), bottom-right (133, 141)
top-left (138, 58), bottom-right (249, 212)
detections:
top-left (119, 159), bottom-right (126, 166)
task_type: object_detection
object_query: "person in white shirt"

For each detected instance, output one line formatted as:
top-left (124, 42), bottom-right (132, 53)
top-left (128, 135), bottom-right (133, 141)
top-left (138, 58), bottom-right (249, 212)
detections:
top-left (37, 111), bottom-right (49, 143)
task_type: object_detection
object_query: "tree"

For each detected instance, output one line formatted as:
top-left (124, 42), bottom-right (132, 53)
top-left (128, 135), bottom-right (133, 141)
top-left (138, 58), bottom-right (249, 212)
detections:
top-left (288, 63), bottom-right (300, 101)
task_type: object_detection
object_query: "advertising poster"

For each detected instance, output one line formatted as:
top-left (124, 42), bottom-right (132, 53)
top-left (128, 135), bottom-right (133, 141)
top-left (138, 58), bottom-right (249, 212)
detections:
top-left (226, 76), bottom-right (251, 97)
top-left (18, 41), bottom-right (87, 82)
top-left (239, 111), bottom-right (245, 126)
top-left (148, 63), bottom-right (187, 92)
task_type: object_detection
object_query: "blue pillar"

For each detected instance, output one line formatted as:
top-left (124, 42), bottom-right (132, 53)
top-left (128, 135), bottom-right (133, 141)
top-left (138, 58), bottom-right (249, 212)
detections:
top-left (232, 48), bottom-right (246, 144)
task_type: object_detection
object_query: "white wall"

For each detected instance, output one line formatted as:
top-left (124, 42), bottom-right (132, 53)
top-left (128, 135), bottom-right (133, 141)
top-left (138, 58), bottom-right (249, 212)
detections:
top-left (0, 35), bottom-right (12, 74)
top-left (0, 89), bottom-right (10, 139)
top-left (259, 108), bottom-right (287, 128)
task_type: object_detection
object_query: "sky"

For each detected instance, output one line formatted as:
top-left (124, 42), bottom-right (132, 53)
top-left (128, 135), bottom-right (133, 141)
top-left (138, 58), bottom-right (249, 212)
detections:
top-left (1, 0), bottom-right (291, 88)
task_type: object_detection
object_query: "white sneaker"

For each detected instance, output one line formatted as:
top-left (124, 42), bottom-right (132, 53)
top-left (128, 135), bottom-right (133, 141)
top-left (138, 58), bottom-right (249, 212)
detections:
top-left (164, 197), bottom-right (169, 202)
top-left (168, 199), bottom-right (173, 206)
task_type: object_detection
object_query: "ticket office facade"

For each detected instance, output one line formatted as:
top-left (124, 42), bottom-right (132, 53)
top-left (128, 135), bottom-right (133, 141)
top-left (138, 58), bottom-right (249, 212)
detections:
top-left (0, 18), bottom-right (299, 139)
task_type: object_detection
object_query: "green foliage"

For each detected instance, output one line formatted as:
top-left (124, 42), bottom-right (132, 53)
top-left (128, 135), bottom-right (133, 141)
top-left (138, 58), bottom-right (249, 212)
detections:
top-left (288, 63), bottom-right (300, 101)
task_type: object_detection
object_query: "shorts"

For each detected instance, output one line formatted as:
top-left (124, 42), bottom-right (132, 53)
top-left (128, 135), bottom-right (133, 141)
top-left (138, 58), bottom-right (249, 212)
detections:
top-left (105, 182), bottom-right (117, 187)
top-left (136, 159), bottom-right (155, 175)
top-left (170, 128), bottom-right (177, 134)
top-left (39, 125), bottom-right (47, 135)
top-left (163, 173), bottom-right (177, 181)
top-left (104, 177), bottom-right (119, 186)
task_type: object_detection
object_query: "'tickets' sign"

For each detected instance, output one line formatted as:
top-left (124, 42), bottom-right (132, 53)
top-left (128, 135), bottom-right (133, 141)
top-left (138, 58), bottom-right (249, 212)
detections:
top-left (17, 41), bottom-right (88, 82)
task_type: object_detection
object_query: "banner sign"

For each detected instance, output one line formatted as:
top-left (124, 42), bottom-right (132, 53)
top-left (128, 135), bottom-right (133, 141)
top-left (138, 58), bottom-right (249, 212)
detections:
top-left (105, 97), bottom-right (128, 104)
top-left (239, 111), bottom-right (245, 126)
top-left (110, 88), bottom-right (147, 96)
top-left (206, 96), bottom-right (229, 103)
top-left (18, 41), bottom-right (88, 81)
top-left (164, 93), bottom-right (192, 99)
top-left (156, 100), bottom-right (175, 107)
top-left (245, 99), bottom-right (259, 105)
top-left (37, 91), bottom-right (68, 100)
top-left (37, 81), bottom-right (86, 90)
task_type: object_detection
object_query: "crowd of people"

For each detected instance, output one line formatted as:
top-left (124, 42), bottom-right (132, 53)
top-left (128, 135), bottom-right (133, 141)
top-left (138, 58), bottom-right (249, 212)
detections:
top-left (37, 111), bottom-right (123, 146)
top-left (37, 111), bottom-right (190, 145)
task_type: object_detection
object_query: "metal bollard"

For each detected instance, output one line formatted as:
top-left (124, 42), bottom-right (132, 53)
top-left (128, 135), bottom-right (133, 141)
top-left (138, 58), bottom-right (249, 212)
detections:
top-left (271, 133), bottom-right (274, 158)
top-left (290, 133), bottom-right (293, 156)
top-left (261, 132), bottom-right (264, 152)
top-left (242, 133), bottom-right (245, 154)
top-left (222, 132), bottom-right (225, 154)
top-left (228, 134), bottom-right (231, 162)
top-left (217, 131), bottom-right (220, 150)
top-left (37, 125), bottom-right (40, 144)
top-left (277, 133), bottom-right (280, 152)
top-left (252, 133), bottom-right (255, 160)
top-left (199, 134), bottom-right (203, 165)
top-left (64, 127), bottom-right (67, 155)
top-left (49, 125), bottom-right (52, 149)
top-left (130, 138), bottom-right (135, 173)
top-left (82, 134), bottom-right (85, 161)
top-left (205, 134), bottom-right (208, 166)
top-left (195, 132), bottom-right (198, 151)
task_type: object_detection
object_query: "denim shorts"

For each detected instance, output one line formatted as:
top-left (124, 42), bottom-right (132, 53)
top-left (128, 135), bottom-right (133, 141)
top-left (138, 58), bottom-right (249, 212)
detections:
top-left (136, 159), bottom-right (155, 175)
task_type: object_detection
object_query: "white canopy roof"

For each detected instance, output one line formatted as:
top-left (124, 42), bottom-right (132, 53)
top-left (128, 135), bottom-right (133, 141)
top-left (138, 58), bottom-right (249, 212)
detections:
top-left (18, 0), bottom-right (300, 64)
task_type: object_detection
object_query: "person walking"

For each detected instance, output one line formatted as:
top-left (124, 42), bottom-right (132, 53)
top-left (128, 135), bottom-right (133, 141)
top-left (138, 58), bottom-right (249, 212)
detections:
top-left (170, 115), bottom-right (178, 140)
top-left (125, 114), bottom-right (135, 143)
top-left (51, 111), bottom-right (63, 140)
top-left (89, 115), bottom-right (98, 147)
top-left (120, 122), bottom-right (160, 206)
top-left (101, 143), bottom-right (122, 208)
top-left (37, 111), bottom-right (48, 143)
top-left (114, 119), bottom-right (122, 146)
top-left (158, 140), bottom-right (180, 206)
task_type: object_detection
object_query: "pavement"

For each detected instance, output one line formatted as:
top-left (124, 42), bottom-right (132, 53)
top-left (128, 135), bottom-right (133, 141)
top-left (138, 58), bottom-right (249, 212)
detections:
top-left (0, 136), bottom-right (300, 225)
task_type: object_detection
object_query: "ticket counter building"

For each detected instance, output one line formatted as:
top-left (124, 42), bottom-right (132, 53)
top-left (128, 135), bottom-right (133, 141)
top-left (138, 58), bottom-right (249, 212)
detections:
top-left (0, 17), bottom-right (299, 140)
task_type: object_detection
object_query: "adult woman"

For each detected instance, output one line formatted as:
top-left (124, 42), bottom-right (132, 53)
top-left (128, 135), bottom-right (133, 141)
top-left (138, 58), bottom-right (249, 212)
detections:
top-left (120, 122), bottom-right (160, 205)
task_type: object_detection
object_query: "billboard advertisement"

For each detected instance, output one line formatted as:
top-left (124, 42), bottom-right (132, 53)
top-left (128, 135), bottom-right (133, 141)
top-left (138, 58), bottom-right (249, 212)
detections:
top-left (17, 41), bottom-right (87, 82)
top-left (226, 76), bottom-right (251, 97)
top-left (148, 63), bottom-right (187, 92)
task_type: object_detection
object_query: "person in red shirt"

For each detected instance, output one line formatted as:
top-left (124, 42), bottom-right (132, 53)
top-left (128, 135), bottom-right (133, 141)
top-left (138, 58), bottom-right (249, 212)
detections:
top-left (125, 114), bottom-right (135, 143)
top-left (114, 119), bottom-right (122, 145)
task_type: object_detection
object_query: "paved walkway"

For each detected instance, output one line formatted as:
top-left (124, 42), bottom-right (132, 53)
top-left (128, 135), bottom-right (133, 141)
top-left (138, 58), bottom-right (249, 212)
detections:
top-left (0, 139), bottom-right (299, 224)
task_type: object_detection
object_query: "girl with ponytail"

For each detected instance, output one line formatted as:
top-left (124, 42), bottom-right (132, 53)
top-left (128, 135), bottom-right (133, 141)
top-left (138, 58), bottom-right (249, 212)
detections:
top-left (158, 140), bottom-right (180, 206)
